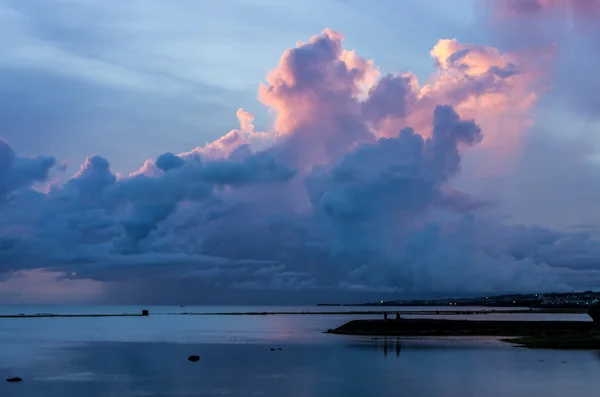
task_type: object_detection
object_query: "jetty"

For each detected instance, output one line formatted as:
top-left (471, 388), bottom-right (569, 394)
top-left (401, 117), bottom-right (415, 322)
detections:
top-left (326, 318), bottom-right (600, 349)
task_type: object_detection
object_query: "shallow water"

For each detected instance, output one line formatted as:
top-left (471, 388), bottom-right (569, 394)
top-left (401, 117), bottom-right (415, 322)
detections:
top-left (0, 306), bottom-right (598, 397)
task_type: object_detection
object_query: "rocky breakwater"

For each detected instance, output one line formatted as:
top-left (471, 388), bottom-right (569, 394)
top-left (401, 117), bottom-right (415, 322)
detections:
top-left (327, 305), bottom-right (600, 349)
top-left (327, 318), bottom-right (595, 337)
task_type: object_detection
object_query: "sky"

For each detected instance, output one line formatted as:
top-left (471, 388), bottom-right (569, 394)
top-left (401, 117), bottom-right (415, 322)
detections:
top-left (2, 0), bottom-right (600, 305)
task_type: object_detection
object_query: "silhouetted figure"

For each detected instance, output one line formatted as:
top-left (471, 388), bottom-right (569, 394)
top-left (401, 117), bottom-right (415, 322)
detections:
top-left (383, 312), bottom-right (388, 321)
top-left (395, 312), bottom-right (401, 321)
top-left (589, 302), bottom-right (600, 324)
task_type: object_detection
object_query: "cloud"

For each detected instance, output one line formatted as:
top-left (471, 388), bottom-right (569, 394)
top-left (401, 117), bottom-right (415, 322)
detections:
top-left (492, 0), bottom-right (600, 18)
top-left (258, 29), bottom-right (376, 169)
top-left (357, 37), bottom-right (542, 177)
top-left (66, 155), bottom-right (116, 199)
top-left (200, 153), bottom-right (297, 186)
top-left (178, 107), bottom-right (276, 162)
top-left (0, 269), bottom-right (104, 304)
top-left (483, 0), bottom-right (600, 120)
top-left (155, 153), bottom-right (186, 172)
top-left (0, 139), bottom-right (56, 199)
top-left (456, 121), bottom-right (600, 230)
top-left (113, 151), bottom-right (295, 250)
top-left (307, 105), bottom-right (481, 226)
top-left (3, 26), bottom-right (600, 303)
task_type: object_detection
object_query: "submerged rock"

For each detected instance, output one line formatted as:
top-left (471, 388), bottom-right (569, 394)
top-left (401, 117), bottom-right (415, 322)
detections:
top-left (188, 355), bottom-right (200, 362)
top-left (6, 377), bottom-right (23, 383)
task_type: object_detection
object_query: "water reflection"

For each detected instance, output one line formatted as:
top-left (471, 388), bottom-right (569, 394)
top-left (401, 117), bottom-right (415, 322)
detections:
top-left (347, 338), bottom-right (402, 358)
top-left (3, 339), bottom-right (600, 397)
top-left (2, 310), bottom-right (600, 397)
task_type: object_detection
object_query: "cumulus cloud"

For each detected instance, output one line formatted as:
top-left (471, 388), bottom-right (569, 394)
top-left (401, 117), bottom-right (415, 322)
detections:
top-left (258, 29), bottom-right (376, 169)
top-left (307, 106), bottom-right (481, 227)
top-left (155, 153), bottom-right (185, 172)
top-left (3, 26), bottom-right (600, 303)
top-left (0, 139), bottom-right (55, 199)
top-left (178, 107), bottom-right (275, 162)
top-left (66, 155), bottom-right (116, 200)
top-left (359, 38), bottom-right (542, 177)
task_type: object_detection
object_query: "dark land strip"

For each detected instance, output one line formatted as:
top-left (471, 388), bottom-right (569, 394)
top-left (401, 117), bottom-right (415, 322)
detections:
top-left (0, 308), bottom-right (590, 318)
top-left (326, 318), bottom-right (600, 349)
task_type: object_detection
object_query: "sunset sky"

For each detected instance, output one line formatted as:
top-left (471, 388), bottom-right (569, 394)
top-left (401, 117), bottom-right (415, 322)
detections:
top-left (2, 0), bottom-right (600, 304)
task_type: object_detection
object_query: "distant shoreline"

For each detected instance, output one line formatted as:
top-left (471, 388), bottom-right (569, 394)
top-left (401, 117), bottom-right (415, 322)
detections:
top-left (319, 291), bottom-right (600, 309)
top-left (318, 303), bottom-right (596, 309)
top-left (0, 307), bottom-right (590, 318)
top-left (0, 313), bottom-right (146, 318)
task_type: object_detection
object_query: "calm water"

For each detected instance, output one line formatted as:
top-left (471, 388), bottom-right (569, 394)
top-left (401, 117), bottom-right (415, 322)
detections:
top-left (0, 306), bottom-right (598, 397)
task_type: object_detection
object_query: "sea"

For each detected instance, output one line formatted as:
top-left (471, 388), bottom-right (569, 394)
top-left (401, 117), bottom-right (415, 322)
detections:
top-left (0, 305), bottom-right (598, 397)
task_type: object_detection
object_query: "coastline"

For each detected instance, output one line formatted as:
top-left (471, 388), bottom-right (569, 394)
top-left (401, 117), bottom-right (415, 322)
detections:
top-left (0, 313), bottom-right (146, 318)
top-left (326, 318), bottom-right (600, 349)
top-left (0, 307), bottom-right (590, 318)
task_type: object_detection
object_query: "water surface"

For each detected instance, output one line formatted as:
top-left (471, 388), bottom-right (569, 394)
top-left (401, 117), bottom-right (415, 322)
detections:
top-left (0, 306), bottom-right (597, 397)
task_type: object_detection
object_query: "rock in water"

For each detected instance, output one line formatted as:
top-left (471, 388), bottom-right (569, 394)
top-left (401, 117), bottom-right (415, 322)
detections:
top-left (141, 309), bottom-right (149, 316)
top-left (6, 377), bottom-right (23, 383)
top-left (270, 348), bottom-right (276, 351)
top-left (188, 355), bottom-right (200, 362)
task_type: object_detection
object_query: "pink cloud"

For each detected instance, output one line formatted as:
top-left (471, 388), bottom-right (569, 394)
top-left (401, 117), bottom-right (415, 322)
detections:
top-left (256, 28), bottom-right (533, 176)
top-left (129, 159), bottom-right (162, 178)
top-left (258, 29), bottom-right (376, 169)
top-left (179, 107), bottom-right (275, 162)
top-left (483, 0), bottom-right (600, 124)
top-left (236, 108), bottom-right (255, 132)
top-left (127, 29), bottom-right (541, 179)
top-left (363, 39), bottom-right (545, 175)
